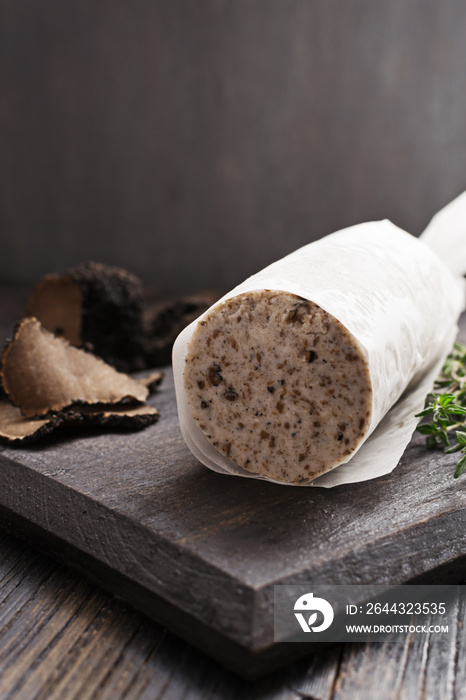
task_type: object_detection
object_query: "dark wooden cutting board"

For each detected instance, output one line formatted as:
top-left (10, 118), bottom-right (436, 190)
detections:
top-left (0, 296), bottom-right (466, 678)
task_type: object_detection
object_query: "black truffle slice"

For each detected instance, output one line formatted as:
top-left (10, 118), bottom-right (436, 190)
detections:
top-left (0, 400), bottom-right (159, 444)
top-left (0, 400), bottom-right (55, 442)
top-left (65, 403), bottom-right (159, 428)
top-left (26, 261), bottom-right (146, 372)
top-left (136, 370), bottom-right (164, 394)
top-left (143, 291), bottom-right (221, 366)
top-left (1, 318), bottom-right (149, 418)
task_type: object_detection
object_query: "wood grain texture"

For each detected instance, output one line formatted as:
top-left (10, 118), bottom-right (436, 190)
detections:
top-left (0, 304), bottom-right (466, 677)
top-left (2, 1), bottom-right (466, 292)
top-left (1, 529), bottom-right (466, 699)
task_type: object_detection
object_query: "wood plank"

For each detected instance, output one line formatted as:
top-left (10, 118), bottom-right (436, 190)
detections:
top-left (0, 530), bottom-right (336, 699)
top-left (331, 589), bottom-right (466, 700)
top-left (2, 529), bottom-right (466, 698)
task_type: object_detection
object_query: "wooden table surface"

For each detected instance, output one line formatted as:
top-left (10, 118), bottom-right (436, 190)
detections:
top-left (2, 533), bottom-right (466, 700)
top-left (0, 284), bottom-right (465, 700)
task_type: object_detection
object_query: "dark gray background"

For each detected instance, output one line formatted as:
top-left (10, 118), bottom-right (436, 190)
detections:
top-left (1, 0), bottom-right (466, 293)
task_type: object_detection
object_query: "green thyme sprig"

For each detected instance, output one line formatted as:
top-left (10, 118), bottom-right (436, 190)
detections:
top-left (415, 341), bottom-right (466, 478)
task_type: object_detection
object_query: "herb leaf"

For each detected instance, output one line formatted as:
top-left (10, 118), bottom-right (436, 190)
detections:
top-left (416, 341), bottom-right (466, 478)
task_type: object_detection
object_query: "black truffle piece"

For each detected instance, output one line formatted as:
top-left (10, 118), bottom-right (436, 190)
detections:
top-left (0, 400), bottom-right (159, 445)
top-left (143, 291), bottom-right (221, 366)
top-left (26, 261), bottom-right (146, 372)
top-left (1, 317), bottom-right (149, 417)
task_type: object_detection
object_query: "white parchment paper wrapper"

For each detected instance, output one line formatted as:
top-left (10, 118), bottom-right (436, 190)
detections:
top-left (173, 194), bottom-right (466, 487)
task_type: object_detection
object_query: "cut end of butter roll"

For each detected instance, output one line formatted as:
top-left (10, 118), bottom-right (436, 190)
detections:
top-left (184, 290), bottom-right (372, 483)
